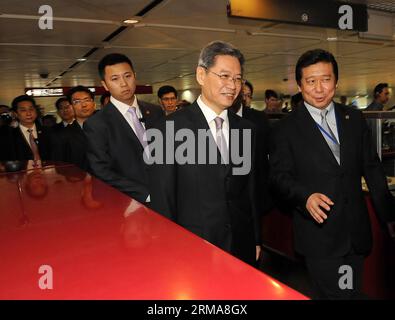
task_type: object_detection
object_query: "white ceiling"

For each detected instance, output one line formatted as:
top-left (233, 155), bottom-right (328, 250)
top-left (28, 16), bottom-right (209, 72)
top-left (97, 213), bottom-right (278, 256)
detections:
top-left (1, 0), bottom-right (395, 110)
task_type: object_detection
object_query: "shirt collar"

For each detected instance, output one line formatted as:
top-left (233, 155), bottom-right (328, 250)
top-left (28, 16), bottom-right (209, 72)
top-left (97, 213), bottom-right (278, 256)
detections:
top-left (304, 100), bottom-right (335, 118)
top-left (197, 95), bottom-right (228, 124)
top-left (19, 123), bottom-right (37, 133)
top-left (111, 95), bottom-right (142, 118)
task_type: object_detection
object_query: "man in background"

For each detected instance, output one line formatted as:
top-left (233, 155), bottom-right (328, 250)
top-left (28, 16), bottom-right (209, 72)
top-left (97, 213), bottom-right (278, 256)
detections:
top-left (366, 83), bottom-right (390, 111)
top-left (157, 85), bottom-right (178, 115)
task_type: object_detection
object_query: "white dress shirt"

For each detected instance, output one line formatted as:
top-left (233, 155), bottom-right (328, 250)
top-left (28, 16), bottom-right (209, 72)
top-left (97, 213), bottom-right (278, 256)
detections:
top-left (197, 95), bottom-right (229, 148)
top-left (111, 95), bottom-right (146, 135)
top-left (304, 101), bottom-right (339, 143)
top-left (19, 123), bottom-right (38, 148)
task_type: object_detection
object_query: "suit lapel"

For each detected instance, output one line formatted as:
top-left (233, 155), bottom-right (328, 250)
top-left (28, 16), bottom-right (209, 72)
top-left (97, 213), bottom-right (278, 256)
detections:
top-left (334, 103), bottom-right (351, 168)
top-left (138, 101), bottom-right (153, 129)
top-left (106, 103), bottom-right (143, 151)
top-left (17, 126), bottom-right (33, 157)
top-left (296, 104), bottom-right (340, 167)
top-left (189, 103), bottom-right (227, 169)
top-left (227, 111), bottom-right (242, 175)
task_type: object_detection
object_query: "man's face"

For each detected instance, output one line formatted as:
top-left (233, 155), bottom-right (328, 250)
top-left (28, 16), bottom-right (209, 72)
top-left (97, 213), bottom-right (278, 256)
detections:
top-left (16, 100), bottom-right (37, 127)
top-left (71, 91), bottom-right (96, 121)
top-left (196, 55), bottom-right (242, 114)
top-left (242, 85), bottom-right (252, 107)
top-left (102, 62), bottom-right (136, 105)
top-left (159, 92), bottom-right (177, 114)
top-left (377, 87), bottom-right (390, 105)
top-left (58, 100), bottom-right (74, 122)
top-left (298, 62), bottom-right (337, 109)
top-left (266, 97), bottom-right (278, 111)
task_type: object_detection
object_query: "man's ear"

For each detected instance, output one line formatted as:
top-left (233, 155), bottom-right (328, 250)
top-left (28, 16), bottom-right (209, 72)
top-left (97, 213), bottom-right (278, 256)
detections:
top-left (297, 85), bottom-right (302, 93)
top-left (196, 66), bottom-right (206, 86)
top-left (101, 80), bottom-right (109, 92)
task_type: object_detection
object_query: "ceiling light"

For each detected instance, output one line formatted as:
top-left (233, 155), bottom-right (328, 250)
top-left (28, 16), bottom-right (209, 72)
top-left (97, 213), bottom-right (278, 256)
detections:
top-left (77, 58), bottom-right (87, 62)
top-left (123, 18), bottom-right (140, 25)
top-left (327, 37), bottom-right (338, 41)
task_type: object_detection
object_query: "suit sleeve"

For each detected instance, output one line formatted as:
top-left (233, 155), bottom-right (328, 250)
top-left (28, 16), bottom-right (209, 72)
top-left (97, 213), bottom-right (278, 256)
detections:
top-left (83, 119), bottom-right (150, 203)
top-left (249, 127), bottom-right (262, 244)
top-left (361, 115), bottom-right (395, 223)
top-left (269, 122), bottom-right (313, 212)
top-left (149, 119), bottom-right (177, 220)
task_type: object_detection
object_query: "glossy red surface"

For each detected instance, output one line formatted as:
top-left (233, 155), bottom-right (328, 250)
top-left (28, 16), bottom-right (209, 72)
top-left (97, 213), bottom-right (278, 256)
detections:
top-left (0, 161), bottom-right (307, 300)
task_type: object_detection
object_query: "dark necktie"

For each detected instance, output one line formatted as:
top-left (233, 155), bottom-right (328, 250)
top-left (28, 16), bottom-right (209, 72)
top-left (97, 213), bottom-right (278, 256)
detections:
top-left (320, 109), bottom-right (340, 164)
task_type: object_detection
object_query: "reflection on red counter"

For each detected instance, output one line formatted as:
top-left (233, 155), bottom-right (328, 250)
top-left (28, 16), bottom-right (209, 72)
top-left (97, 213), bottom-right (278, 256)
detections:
top-left (0, 161), bottom-right (307, 300)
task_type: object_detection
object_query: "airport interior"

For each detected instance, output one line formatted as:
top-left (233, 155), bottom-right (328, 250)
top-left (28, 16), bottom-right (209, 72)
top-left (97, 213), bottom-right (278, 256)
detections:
top-left (1, 0), bottom-right (395, 301)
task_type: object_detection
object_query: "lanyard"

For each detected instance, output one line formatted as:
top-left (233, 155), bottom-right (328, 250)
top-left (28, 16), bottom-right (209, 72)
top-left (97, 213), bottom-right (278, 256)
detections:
top-left (315, 111), bottom-right (340, 145)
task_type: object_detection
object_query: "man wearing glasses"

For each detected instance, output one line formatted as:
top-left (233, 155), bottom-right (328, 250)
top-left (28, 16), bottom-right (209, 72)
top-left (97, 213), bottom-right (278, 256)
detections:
top-left (157, 85), bottom-right (178, 115)
top-left (52, 86), bottom-right (96, 170)
top-left (151, 41), bottom-right (263, 266)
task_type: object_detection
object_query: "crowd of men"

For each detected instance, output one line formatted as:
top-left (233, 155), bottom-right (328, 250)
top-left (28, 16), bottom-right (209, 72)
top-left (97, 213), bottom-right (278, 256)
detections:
top-left (1, 40), bottom-right (394, 300)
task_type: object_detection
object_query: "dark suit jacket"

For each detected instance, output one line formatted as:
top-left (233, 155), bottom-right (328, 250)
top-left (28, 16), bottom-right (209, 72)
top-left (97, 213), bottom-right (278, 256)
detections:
top-left (241, 106), bottom-right (272, 215)
top-left (51, 121), bottom-right (89, 171)
top-left (150, 102), bottom-right (261, 265)
top-left (0, 126), bottom-right (13, 161)
top-left (269, 102), bottom-right (394, 258)
top-left (83, 100), bottom-right (164, 203)
top-left (53, 122), bottom-right (67, 132)
top-left (4, 124), bottom-right (52, 161)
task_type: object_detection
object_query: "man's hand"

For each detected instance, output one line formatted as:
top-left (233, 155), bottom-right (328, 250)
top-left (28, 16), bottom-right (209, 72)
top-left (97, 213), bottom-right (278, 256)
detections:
top-left (387, 222), bottom-right (395, 239)
top-left (306, 193), bottom-right (334, 224)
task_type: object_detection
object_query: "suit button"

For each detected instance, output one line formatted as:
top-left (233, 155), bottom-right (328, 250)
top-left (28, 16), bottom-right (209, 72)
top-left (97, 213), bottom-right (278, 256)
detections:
top-left (225, 223), bottom-right (231, 229)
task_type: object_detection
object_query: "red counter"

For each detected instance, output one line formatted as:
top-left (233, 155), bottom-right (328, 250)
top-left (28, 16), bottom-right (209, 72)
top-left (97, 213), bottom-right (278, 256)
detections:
top-left (0, 161), bottom-right (307, 300)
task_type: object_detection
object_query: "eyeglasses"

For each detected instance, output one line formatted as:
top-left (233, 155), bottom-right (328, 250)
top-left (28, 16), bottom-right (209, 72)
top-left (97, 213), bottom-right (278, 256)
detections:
top-left (205, 69), bottom-right (244, 86)
top-left (161, 97), bottom-right (177, 102)
top-left (72, 98), bottom-right (93, 105)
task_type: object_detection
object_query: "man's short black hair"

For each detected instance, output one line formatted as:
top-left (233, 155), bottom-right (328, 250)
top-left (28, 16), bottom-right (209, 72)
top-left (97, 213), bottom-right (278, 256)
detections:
top-left (100, 92), bottom-right (111, 105)
top-left (11, 95), bottom-right (37, 112)
top-left (244, 80), bottom-right (254, 96)
top-left (55, 97), bottom-right (69, 110)
top-left (98, 53), bottom-right (134, 80)
top-left (157, 85), bottom-right (178, 99)
top-left (265, 89), bottom-right (278, 100)
top-left (295, 49), bottom-right (338, 86)
top-left (66, 85), bottom-right (94, 104)
top-left (374, 83), bottom-right (388, 98)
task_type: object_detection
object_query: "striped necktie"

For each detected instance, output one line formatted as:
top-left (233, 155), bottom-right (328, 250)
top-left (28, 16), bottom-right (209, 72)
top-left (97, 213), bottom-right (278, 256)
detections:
top-left (320, 109), bottom-right (340, 164)
top-left (214, 117), bottom-right (229, 164)
top-left (27, 128), bottom-right (41, 161)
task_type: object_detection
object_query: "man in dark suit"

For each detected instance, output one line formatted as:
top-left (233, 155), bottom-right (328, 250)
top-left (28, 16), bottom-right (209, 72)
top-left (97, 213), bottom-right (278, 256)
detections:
top-left (230, 82), bottom-right (272, 216)
top-left (83, 53), bottom-right (164, 205)
top-left (53, 97), bottom-right (75, 131)
top-left (52, 86), bottom-right (96, 170)
top-left (150, 41), bottom-right (262, 266)
top-left (5, 95), bottom-right (52, 161)
top-left (269, 49), bottom-right (395, 299)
